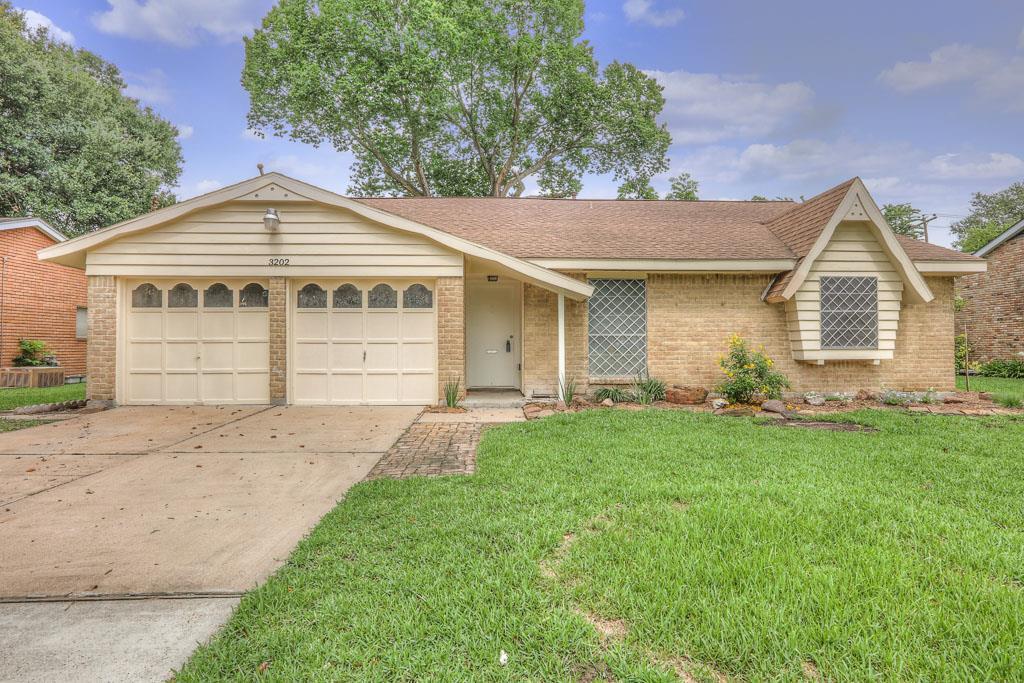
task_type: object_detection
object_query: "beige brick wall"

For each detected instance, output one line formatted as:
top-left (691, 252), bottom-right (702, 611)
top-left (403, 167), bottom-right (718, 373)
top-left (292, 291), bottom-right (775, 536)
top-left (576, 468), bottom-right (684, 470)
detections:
top-left (269, 276), bottom-right (287, 403)
top-left (521, 274), bottom-right (956, 396)
top-left (437, 276), bottom-right (465, 401)
top-left (86, 275), bottom-right (116, 403)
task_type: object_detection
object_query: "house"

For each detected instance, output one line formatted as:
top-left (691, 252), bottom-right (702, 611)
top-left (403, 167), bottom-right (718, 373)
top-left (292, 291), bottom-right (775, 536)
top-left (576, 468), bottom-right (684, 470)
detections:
top-left (1, 217), bottom-right (87, 376)
top-left (955, 216), bottom-right (1024, 362)
top-left (37, 173), bottom-right (985, 406)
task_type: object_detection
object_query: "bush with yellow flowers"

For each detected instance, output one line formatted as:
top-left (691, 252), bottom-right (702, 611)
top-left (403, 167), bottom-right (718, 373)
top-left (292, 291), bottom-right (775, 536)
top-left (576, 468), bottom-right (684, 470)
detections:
top-left (716, 334), bottom-right (789, 404)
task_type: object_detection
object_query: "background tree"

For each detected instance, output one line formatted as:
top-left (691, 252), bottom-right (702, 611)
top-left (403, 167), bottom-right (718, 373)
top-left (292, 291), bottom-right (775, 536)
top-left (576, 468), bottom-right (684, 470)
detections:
top-left (950, 181), bottom-right (1024, 253)
top-left (665, 172), bottom-right (699, 200)
top-left (881, 203), bottom-right (926, 240)
top-left (244, 0), bottom-right (670, 198)
top-left (0, 4), bottom-right (182, 236)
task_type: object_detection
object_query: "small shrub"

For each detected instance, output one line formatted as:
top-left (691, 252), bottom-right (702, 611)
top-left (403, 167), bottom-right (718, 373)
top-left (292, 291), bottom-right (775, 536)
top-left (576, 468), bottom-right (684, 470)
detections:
top-left (954, 334), bottom-right (973, 373)
top-left (559, 376), bottom-right (577, 404)
top-left (594, 386), bottom-right (633, 403)
top-left (716, 334), bottom-right (789, 404)
top-left (995, 394), bottom-right (1023, 409)
top-left (632, 373), bottom-right (666, 405)
top-left (12, 339), bottom-right (48, 367)
top-left (978, 358), bottom-right (1024, 379)
top-left (443, 378), bottom-right (462, 408)
top-left (880, 390), bottom-right (912, 406)
top-left (919, 389), bottom-right (938, 405)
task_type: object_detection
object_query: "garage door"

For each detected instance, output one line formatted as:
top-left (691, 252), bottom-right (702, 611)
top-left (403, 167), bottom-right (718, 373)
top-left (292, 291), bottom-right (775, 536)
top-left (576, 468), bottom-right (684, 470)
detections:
top-left (291, 279), bottom-right (436, 405)
top-left (124, 280), bottom-right (270, 404)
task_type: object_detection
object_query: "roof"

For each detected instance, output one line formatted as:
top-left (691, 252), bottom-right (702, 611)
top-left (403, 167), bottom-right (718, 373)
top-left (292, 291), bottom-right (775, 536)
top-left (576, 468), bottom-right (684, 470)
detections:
top-left (0, 217), bottom-right (65, 242)
top-left (974, 216), bottom-right (1024, 257)
top-left (356, 197), bottom-right (797, 260)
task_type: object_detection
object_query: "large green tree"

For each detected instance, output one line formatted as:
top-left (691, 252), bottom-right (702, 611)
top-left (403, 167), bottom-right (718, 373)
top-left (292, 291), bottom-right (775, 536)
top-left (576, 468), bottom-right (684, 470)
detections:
top-left (881, 202), bottom-right (926, 240)
top-left (0, 4), bottom-right (182, 236)
top-left (665, 172), bottom-right (699, 200)
top-left (950, 181), bottom-right (1024, 253)
top-left (243, 0), bottom-right (670, 198)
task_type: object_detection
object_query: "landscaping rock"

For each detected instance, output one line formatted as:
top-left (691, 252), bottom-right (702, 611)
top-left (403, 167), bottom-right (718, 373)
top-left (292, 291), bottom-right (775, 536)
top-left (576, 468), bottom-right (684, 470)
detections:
top-left (855, 389), bottom-right (875, 401)
top-left (555, 401), bottom-right (567, 411)
top-left (758, 411), bottom-right (786, 420)
top-left (803, 392), bottom-right (826, 406)
top-left (665, 385), bottom-right (708, 405)
top-left (760, 399), bottom-right (787, 414)
top-left (600, 398), bottom-right (614, 407)
top-left (943, 395), bottom-right (967, 404)
top-left (711, 398), bottom-right (728, 410)
top-left (715, 407), bottom-right (755, 417)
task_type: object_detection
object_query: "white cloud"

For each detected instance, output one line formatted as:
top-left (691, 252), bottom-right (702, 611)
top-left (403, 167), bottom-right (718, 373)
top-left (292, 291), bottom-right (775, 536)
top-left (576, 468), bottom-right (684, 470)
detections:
top-left (921, 152), bottom-right (1024, 180)
top-left (19, 8), bottom-right (75, 44)
top-left (123, 69), bottom-right (171, 105)
top-left (93, 0), bottom-right (264, 47)
top-left (623, 0), bottom-right (685, 28)
top-left (175, 124), bottom-right (194, 140)
top-left (646, 70), bottom-right (816, 144)
top-left (878, 44), bottom-right (998, 92)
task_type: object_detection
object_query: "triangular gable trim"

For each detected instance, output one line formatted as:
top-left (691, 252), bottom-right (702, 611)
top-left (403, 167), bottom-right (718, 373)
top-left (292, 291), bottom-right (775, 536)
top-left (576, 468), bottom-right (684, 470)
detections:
top-left (775, 178), bottom-right (933, 303)
top-left (37, 173), bottom-right (593, 301)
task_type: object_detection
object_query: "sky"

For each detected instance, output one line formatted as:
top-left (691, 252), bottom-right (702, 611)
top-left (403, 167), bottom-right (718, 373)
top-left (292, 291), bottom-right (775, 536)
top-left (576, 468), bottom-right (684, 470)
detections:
top-left (16, 0), bottom-right (1024, 248)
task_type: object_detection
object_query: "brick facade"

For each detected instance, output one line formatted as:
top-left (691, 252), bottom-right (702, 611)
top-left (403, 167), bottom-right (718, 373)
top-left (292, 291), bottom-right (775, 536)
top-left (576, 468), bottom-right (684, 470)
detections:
top-left (0, 227), bottom-right (87, 374)
top-left (86, 275), bottom-right (116, 403)
top-left (437, 276), bottom-right (466, 400)
top-left (268, 276), bottom-right (287, 403)
top-left (955, 234), bottom-right (1024, 363)
top-left (516, 274), bottom-right (956, 397)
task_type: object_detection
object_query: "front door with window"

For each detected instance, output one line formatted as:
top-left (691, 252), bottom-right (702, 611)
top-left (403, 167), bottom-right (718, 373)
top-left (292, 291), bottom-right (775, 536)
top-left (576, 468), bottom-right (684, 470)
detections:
top-left (467, 279), bottom-right (520, 388)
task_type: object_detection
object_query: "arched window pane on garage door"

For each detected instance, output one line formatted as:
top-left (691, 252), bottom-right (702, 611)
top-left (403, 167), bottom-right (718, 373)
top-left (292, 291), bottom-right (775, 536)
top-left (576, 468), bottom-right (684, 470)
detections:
top-left (239, 283), bottom-right (268, 308)
top-left (297, 283), bottom-right (327, 309)
top-left (168, 283), bottom-right (198, 308)
top-left (403, 283), bottom-right (433, 309)
top-left (204, 283), bottom-right (233, 308)
top-left (368, 283), bottom-right (397, 308)
top-left (131, 283), bottom-right (162, 308)
top-left (587, 278), bottom-right (647, 378)
top-left (333, 284), bottom-right (362, 309)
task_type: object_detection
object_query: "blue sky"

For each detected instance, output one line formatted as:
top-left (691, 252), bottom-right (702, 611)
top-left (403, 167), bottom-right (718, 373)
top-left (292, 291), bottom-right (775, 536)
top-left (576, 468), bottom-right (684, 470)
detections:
top-left (17, 0), bottom-right (1024, 247)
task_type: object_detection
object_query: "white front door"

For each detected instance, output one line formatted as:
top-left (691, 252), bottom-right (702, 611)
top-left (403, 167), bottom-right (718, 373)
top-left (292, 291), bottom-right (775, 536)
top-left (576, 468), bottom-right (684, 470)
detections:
top-left (290, 279), bottom-right (437, 405)
top-left (467, 279), bottom-right (520, 388)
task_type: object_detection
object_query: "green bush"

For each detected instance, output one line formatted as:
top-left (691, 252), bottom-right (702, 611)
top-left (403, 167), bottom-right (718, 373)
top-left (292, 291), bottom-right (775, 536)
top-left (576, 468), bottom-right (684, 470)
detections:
top-left (12, 339), bottom-right (48, 367)
top-left (443, 377), bottom-right (462, 408)
top-left (594, 386), bottom-right (633, 403)
top-left (559, 376), bottom-right (577, 404)
top-left (994, 394), bottom-right (1023, 409)
top-left (954, 334), bottom-right (973, 373)
top-left (978, 359), bottom-right (1024, 379)
top-left (632, 374), bottom-right (666, 405)
top-left (716, 334), bottom-right (789, 404)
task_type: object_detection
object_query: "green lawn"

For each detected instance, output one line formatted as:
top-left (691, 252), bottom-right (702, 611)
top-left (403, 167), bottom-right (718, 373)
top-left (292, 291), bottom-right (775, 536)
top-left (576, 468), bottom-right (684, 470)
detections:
top-left (0, 418), bottom-right (46, 432)
top-left (179, 410), bottom-right (1024, 682)
top-left (957, 375), bottom-right (1024, 403)
top-left (0, 383), bottom-right (85, 411)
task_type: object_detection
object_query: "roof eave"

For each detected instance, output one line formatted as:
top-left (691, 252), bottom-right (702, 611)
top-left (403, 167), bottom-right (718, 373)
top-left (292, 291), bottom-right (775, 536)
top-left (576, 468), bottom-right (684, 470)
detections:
top-left (974, 217), bottom-right (1024, 257)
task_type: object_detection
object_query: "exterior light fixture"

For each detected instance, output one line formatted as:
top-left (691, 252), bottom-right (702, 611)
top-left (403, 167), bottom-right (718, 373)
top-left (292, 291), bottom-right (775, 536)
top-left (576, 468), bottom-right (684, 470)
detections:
top-left (263, 208), bottom-right (280, 230)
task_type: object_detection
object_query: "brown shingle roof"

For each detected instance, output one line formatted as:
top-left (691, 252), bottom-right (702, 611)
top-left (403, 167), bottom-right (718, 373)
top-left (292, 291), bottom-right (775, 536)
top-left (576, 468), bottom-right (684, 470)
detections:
top-left (356, 197), bottom-right (797, 260)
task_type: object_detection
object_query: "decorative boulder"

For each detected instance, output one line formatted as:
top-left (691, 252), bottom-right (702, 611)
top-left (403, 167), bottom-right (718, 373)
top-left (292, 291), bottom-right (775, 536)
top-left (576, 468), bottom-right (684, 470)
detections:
top-left (600, 398), bottom-right (614, 407)
top-left (711, 398), bottom-right (728, 410)
top-left (666, 386), bottom-right (709, 405)
top-left (804, 392), bottom-right (826, 406)
top-left (761, 399), bottom-right (787, 414)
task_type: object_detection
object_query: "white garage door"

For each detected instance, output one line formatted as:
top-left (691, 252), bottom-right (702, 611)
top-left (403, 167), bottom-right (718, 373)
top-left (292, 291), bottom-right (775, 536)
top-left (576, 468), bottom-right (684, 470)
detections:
top-left (124, 280), bottom-right (270, 404)
top-left (291, 279), bottom-right (436, 405)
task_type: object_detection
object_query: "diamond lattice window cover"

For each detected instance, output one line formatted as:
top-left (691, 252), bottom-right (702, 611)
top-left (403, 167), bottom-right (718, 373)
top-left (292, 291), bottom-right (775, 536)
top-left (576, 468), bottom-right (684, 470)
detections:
top-left (820, 276), bottom-right (878, 349)
top-left (588, 279), bottom-right (647, 377)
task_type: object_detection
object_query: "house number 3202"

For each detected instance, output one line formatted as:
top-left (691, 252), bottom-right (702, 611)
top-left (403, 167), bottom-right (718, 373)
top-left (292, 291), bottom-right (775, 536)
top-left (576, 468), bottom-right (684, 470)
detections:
top-left (268, 258), bottom-right (290, 266)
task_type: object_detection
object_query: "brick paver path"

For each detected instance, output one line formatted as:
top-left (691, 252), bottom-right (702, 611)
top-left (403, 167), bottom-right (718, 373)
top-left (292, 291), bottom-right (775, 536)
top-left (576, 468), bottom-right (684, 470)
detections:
top-left (367, 422), bottom-right (486, 480)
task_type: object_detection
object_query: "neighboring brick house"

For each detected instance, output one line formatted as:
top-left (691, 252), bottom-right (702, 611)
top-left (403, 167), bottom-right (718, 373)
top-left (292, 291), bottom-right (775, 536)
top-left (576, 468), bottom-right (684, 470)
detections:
top-left (38, 173), bottom-right (985, 406)
top-left (0, 218), bottom-right (87, 376)
top-left (955, 217), bottom-right (1024, 362)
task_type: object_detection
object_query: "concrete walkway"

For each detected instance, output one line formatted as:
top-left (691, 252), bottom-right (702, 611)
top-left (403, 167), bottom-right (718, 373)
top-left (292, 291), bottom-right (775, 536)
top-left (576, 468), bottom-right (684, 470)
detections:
top-left (0, 405), bottom-right (419, 681)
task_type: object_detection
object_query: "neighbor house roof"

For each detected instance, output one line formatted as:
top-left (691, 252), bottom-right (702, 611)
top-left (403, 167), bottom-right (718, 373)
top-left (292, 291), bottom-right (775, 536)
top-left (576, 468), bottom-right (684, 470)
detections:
top-left (973, 216), bottom-right (1024, 257)
top-left (0, 217), bottom-right (65, 242)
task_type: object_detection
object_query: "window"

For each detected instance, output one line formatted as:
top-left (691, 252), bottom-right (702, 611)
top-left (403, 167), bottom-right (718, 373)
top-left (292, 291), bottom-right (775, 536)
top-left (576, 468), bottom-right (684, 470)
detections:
top-left (820, 276), bottom-right (878, 349)
top-left (333, 284), bottom-right (362, 309)
top-left (297, 283), bottom-right (327, 308)
top-left (204, 283), bottom-right (233, 308)
top-left (168, 283), bottom-right (198, 308)
top-left (131, 283), bottom-right (161, 308)
top-left (368, 283), bottom-right (397, 309)
top-left (402, 283), bottom-right (432, 309)
top-left (587, 279), bottom-right (647, 378)
top-left (240, 283), bottom-right (268, 308)
top-left (76, 307), bottom-right (87, 339)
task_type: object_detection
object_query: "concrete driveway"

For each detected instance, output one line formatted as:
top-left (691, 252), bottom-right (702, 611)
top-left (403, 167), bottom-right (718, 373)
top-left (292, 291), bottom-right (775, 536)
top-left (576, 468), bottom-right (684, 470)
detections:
top-left (0, 404), bottom-right (419, 681)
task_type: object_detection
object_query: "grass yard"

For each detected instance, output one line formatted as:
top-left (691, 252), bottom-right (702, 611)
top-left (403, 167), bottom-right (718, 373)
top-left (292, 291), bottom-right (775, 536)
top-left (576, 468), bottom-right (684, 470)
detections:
top-left (957, 375), bottom-right (1024, 404)
top-left (0, 418), bottom-right (45, 432)
top-left (179, 410), bottom-right (1024, 682)
top-left (0, 383), bottom-right (85, 411)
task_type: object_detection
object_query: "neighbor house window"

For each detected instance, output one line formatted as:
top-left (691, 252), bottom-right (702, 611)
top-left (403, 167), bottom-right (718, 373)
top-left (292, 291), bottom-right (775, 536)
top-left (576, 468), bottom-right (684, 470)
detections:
top-left (820, 276), bottom-right (878, 349)
top-left (588, 278), bottom-right (647, 378)
top-left (76, 307), bottom-right (87, 339)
